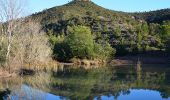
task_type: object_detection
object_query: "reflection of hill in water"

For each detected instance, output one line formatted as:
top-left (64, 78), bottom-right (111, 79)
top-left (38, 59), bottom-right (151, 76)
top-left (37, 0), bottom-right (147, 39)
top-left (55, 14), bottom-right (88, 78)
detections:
top-left (0, 65), bottom-right (170, 100)
top-left (51, 65), bottom-right (170, 100)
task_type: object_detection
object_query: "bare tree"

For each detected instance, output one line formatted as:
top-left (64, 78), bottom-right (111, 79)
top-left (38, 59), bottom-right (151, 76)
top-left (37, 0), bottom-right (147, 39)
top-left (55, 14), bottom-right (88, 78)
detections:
top-left (12, 20), bottom-right (52, 70)
top-left (0, 0), bottom-right (26, 73)
top-left (0, 0), bottom-right (52, 72)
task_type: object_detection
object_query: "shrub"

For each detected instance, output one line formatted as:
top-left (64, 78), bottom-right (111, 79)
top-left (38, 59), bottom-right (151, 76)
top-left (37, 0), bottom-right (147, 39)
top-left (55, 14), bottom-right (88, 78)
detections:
top-left (94, 43), bottom-right (116, 59)
top-left (65, 25), bottom-right (94, 59)
top-left (53, 42), bottom-right (72, 61)
top-left (53, 25), bottom-right (116, 61)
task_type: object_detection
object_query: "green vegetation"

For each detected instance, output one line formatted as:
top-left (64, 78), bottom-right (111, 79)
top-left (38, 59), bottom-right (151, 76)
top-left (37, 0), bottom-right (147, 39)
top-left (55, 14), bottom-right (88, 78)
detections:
top-left (0, 0), bottom-right (170, 99)
top-left (52, 25), bottom-right (115, 61)
top-left (50, 66), bottom-right (170, 100)
top-left (0, 65), bottom-right (170, 100)
top-left (29, 0), bottom-right (170, 56)
top-left (1, 0), bottom-right (170, 71)
top-left (66, 26), bottom-right (95, 59)
top-left (133, 9), bottom-right (170, 23)
top-left (162, 21), bottom-right (170, 53)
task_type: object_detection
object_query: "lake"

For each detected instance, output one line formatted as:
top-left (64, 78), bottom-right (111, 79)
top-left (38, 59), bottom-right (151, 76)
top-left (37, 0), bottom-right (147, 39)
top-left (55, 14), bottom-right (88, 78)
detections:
top-left (0, 64), bottom-right (170, 100)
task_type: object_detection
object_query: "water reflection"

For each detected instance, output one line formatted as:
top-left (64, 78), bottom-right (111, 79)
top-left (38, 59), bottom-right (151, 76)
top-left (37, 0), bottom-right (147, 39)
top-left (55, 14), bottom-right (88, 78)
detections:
top-left (0, 64), bottom-right (170, 100)
top-left (94, 89), bottom-right (170, 100)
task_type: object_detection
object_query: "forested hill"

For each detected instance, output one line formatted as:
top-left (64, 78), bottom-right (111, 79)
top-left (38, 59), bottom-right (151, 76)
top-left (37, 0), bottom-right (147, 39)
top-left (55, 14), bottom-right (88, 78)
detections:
top-left (132, 9), bottom-right (170, 23)
top-left (30, 0), bottom-right (132, 25)
top-left (30, 0), bottom-right (170, 25)
top-left (28, 0), bottom-right (170, 56)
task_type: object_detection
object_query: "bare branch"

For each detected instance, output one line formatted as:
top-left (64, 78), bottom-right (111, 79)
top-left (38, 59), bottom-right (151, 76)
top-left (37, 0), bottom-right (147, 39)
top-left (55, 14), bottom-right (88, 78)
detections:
top-left (0, 0), bottom-right (26, 72)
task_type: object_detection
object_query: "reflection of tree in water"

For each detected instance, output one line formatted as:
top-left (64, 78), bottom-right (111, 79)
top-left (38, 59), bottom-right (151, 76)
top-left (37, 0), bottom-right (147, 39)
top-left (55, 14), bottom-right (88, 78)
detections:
top-left (0, 65), bottom-right (169, 100)
top-left (0, 89), bottom-right (10, 100)
top-left (0, 72), bottom-right (51, 100)
top-left (0, 77), bottom-right (22, 100)
top-left (51, 66), bottom-right (112, 100)
top-left (9, 85), bottom-right (47, 100)
top-left (51, 65), bottom-right (170, 100)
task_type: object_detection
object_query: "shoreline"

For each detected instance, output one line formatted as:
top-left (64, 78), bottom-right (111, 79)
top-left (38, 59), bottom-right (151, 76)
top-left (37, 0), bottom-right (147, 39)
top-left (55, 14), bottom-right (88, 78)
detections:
top-left (111, 55), bottom-right (170, 65)
top-left (0, 53), bottom-right (170, 78)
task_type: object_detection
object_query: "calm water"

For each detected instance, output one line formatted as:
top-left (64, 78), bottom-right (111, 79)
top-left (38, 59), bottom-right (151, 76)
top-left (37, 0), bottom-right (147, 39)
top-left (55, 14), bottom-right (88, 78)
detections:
top-left (0, 64), bottom-right (170, 100)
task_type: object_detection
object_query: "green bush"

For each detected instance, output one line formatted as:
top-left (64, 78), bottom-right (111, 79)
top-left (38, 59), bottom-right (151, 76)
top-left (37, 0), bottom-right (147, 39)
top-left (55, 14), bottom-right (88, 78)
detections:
top-left (49, 34), bottom-right (65, 48)
top-left (65, 25), bottom-right (94, 59)
top-left (161, 21), bottom-right (170, 52)
top-left (53, 25), bottom-right (116, 61)
top-left (94, 42), bottom-right (116, 59)
top-left (53, 42), bottom-right (72, 61)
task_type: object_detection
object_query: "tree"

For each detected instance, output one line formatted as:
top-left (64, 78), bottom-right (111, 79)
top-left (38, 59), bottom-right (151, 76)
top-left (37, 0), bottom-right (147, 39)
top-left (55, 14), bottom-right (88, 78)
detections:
top-left (12, 21), bottom-right (52, 69)
top-left (53, 25), bottom-right (116, 61)
top-left (136, 25), bottom-right (143, 52)
top-left (0, 24), bottom-right (6, 64)
top-left (65, 26), bottom-right (94, 59)
top-left (161, 21), bottom-right (170, 40)
top-left (94, 42), bottom-right (116, 59)
top-left (162, 21), bottom-right (170, 52)
top-left (114, 27), bottom-right (121, 38)
top-left (1, 20), bottom-right (52, 71)
top-left (0, 0), bottom-right (26, 72)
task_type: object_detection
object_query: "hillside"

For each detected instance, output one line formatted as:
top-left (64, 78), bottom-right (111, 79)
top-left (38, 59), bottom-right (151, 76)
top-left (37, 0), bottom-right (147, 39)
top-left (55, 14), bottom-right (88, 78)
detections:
top-left (30, 0), bottom-right (132, 24)
top-left (29, 0), bottom-right (170, 56)
top-left (132, 9), bottom-right (170, 23)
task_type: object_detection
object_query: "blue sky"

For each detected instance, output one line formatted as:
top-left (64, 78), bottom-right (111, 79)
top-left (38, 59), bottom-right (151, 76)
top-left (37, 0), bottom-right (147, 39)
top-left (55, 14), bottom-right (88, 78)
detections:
top-left (29, 0), bottom-right (170, 14)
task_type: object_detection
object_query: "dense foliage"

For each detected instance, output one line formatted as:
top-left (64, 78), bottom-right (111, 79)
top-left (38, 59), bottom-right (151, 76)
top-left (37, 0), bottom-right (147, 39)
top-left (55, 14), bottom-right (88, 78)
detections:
top-left (1, 1), bottom-right (169, 64)
top-left (52, 25), bottom-right (115, 61)
top-left (133, 9), bottom-right (170, 23)
top-left (65, 26), bottom-right (94, 59)
top-left (162, 21), bottom-right (170, 53)
top-left (28, 0), bottom-right (170, 57)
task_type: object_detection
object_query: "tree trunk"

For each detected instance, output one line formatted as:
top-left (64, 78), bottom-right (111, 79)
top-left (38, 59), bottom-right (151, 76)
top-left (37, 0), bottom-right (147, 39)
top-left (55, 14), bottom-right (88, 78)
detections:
top-left (6, 31), bottom-right (12, 74)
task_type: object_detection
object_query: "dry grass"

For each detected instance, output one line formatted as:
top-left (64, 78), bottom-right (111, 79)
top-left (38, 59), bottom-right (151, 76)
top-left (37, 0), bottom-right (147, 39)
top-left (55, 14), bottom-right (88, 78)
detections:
top-left (22, 60), bottom-right (59, 72)
top-left (70, 58), bottom-right (106, 66)
top-left (0, 68), bottom-right (16, 78)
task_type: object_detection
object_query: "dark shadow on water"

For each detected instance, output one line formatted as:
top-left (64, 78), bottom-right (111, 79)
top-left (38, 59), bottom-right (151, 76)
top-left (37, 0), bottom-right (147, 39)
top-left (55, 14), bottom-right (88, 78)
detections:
top-left (0, 89), bottom-right (11, 100)
top-left (19, 69), bottom-right (36, 76)
top-left (115, 51), bottom-right (170, 64)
